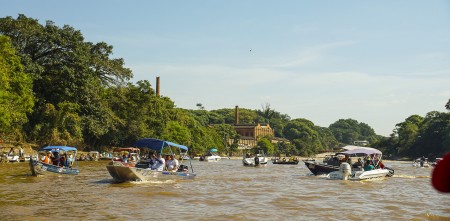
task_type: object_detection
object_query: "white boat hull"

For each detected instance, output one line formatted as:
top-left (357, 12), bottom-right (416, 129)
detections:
top-left (328, 168), bottom-right (390, 181)
top-left (106, 161), bottom-right (196, 182)
top-left (205, 156), bottom-right (221, 162)
top-left (243, 157), bottom-right (268, 166)
top-left (412, 162), bottom-right (430, 168)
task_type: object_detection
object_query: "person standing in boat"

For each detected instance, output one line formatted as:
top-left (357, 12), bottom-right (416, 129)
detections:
top-left (148, 153), bottom-right (156, 168)
top-left (8, 148), bottom-right (14, 156)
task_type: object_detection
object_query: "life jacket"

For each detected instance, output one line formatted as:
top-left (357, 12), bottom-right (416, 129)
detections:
top-left (42, 156), bottom-right (52, 164)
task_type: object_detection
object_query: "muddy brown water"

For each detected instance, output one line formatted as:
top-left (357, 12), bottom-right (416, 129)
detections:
top-left (0, 160), bottom-right (448, 220)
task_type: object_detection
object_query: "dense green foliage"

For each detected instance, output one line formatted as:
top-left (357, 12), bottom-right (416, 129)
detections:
top-left (329, 119), bottom-right (379, 144)
top-left (1, 14), bottom-right (448, 158)
top-left (372, 111), bottom-right (450, 159)
top-left (0, 35), bottom-right (34, 140)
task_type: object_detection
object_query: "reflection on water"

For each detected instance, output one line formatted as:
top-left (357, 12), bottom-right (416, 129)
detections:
top-left (0, 160), bottom-right (448, 220)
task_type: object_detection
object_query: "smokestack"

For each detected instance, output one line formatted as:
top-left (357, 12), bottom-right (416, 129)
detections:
top-left (156, 76), bottom-right (160, 97)
top-left (235, 105), bottom-right (239, 125)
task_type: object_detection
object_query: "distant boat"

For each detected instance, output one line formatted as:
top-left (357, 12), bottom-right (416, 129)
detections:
top-left (412, 157), bottom-right (430, 168)
top-left (29, 146), bottom-right (79, 176)
top-left (243, 149), bottom-right (268, 166)
top-left (272, 156), bottom-right (299, 165)
top-left (199, 148), bottom-right (221, 162)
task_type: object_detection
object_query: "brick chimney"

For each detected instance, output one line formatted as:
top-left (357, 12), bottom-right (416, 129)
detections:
top-left (156, 76), bottom-right (160, 96)
top-left (235, 105), bottom-right (239, 125)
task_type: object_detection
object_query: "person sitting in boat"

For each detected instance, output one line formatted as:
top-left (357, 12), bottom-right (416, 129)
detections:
top-left (353, 158), bottom-right (363, 169)
top-left (122, 154), bottom-right (128, 163)
top-left (364, 160), bottom-right (374, 171)
top-left (151, 153), bottom-right (165, 171)
top-left (66, 154), bottom-right (73, 167)
top-left (41, 151), bottom-right (53, 164)
top-left (59, 155), bottom-right (66, 167)
top-left (52, 152), bottom-right (60, 165)
top-left (167, 155), bottom-right (179, 172)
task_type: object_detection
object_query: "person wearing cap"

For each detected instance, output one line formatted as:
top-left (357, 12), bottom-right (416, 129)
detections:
top-left (41, 151), bottom-right (52, 164)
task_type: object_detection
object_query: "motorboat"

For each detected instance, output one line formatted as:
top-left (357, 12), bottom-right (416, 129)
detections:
top-left (180, 153), bottom-right (191, 160)
top-left (29, 146), bottom-right (79, 176)
top-left (412, 157), bottom-right (430, 168)
top-left (199, 148), bottom-right (221, 162)
top-left (106, 138), bottom-right (196, 182)
top-left (243, 149), bottom-right (268, 166)
top-left (272, 156), bottom-right (299, 165)
top-left (304, 145), bottom-right (394, 177)
top-left (326, 148), bottom-right (392, 181)
top-left (1, 147), bottom-right (20, 162)
top-left (99, 152), bottom-right (113, 161)
top-left (327, 163), bottom-right (390, 181)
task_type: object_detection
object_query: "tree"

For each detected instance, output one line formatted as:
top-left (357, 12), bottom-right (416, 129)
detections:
top-left (394, 115), bottom-right (423, 156)
top-left (329, 119), bottom-right (378, 144)
top-left (196, 103), bottom-right (205, 110)
top-left (0, 15), bottom-right (132, 148)
top-left (0, 35), bottom-right (34, 140)
top-left (257, 137), bottom-right (275, 155)
top-left (283, 118), bottom-right (323, 156)
top-left (413, 111), bottom-right (450, 157)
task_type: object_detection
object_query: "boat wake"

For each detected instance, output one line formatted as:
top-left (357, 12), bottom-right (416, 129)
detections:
top-left (129, 179), bottom-right (176, 185)
top-left (392, 174), bottom-right (431, 179)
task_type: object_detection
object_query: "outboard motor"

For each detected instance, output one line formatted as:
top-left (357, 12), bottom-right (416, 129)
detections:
top-left (254, 156), bottom-right (260, 166)
top-left (385, 167), bottom-right (395, 177)
top-left (339, 162), bottom-right (352, 180)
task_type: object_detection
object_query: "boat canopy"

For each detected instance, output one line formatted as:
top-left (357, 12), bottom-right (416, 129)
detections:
top-left (210, 148), bottom-right (218, 152)
top-left (113, 147), bottom-right (140, 153)
top-left (134, 138), bottom-right (188, 151)
top-left (340, 148), bottom-right (382, 155)
top-left (40, 146), bottom-right (77, 152)
top-left (341, 145), bottom-right (379, 151)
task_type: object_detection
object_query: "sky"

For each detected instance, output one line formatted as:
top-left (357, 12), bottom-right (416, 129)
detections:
top-left (2, 1), bottom-right (450, 136)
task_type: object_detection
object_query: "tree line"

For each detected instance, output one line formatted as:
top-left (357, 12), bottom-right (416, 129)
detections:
top-left (1, 15), bottom-right (449, 158)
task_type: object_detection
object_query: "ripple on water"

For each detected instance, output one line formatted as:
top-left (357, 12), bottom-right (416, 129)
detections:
top-left (0, 160), bottom-right (449, 220)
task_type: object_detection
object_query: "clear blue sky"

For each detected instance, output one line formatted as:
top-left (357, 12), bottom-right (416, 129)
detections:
top-left (2, 1), bottom-right (450, 136)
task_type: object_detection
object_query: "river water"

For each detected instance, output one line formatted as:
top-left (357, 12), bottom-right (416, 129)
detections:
top-left (0, 159), bottom-right (448, 220)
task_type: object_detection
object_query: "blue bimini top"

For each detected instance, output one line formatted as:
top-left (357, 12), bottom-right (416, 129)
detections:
top-left (134, 138), bottom-right (188, 151)
top-left (40, 146), bottom-right (78, 152)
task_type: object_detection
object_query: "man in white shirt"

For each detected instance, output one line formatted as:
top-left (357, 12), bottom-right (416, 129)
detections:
top-left (167, 155), bottom-right (179, 172)
top-left (151, 153), bottom-right (165, 171)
